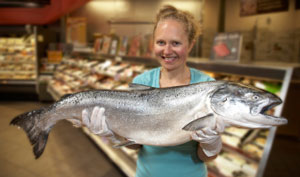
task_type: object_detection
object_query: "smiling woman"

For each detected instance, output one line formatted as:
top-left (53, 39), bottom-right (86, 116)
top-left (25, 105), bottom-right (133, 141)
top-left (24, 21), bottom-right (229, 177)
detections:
top-left (81, 5), bottom-right (217, 177)
top-left (130, 5), bottom-right (219, 177)
top-left (154, 19), bottom-right (191, 73)
top-left (153, 5), bottom-right (201, 88)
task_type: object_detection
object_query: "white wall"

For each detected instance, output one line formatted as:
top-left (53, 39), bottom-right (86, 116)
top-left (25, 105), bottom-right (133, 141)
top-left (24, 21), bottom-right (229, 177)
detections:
top-left (201, 0), bottom-right (220, 58)
top-left (69, 0), bottom-right (299, 62)
top-left (225, 0), bottom-right (300, 32)
top-left (224, 0), bottom-right (300, 62)
top-left (70, 0), bottom-right (204, 42)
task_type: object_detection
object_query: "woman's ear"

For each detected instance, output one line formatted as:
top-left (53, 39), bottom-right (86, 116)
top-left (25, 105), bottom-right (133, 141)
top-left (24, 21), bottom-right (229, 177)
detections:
top-left (188, 40), bottom-right (196, 53)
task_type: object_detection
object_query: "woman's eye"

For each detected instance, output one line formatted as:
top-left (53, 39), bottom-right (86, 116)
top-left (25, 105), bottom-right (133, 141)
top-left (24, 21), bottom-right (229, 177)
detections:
top-left (172, 41), bottom-right (181, 46)
top-left (156, 41), bottom-right (165, 45)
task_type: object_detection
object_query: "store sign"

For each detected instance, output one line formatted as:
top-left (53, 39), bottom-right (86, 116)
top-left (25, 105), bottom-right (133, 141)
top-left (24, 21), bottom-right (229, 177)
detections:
top-left (66, 17), bottom-right (87, 47)
top-left (210, 32), bottom-right (243, 63)
top-left (240, 0), bottom-right (289, 16)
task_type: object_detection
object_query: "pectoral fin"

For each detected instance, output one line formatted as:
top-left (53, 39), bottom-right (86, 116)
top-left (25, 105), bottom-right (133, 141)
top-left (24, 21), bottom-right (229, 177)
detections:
top-left (182, 113), bottom-right (214, 131)
top-left (113, 140), bottom-right (136, 148)
top-left (66, 117), bottom-right (82, 127)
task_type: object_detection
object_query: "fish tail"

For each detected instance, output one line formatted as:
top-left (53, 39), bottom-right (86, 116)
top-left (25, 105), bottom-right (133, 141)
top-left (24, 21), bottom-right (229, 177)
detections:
top-left (10, 108), bottom-right (51, 159)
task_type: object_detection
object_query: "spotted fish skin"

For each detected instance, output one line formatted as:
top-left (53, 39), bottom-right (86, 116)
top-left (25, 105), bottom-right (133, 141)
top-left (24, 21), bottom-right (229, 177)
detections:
top-left (10, 81), bottom-right (287, 159)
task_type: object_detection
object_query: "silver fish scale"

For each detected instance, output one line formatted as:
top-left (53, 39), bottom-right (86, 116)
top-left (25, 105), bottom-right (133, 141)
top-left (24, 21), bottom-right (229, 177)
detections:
top-left (11, 80), bottom-right (288, 159)
top-left (47, 81), bottom-right (224, 145)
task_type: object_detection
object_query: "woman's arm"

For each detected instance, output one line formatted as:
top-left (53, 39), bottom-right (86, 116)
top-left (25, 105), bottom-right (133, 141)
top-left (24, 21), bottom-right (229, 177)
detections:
top-left (197, 145), bottom-right (218, 162)
top-left (191, 128), bottom-right (222, 162)
top-left (126, 144), bottom-right (142, 150)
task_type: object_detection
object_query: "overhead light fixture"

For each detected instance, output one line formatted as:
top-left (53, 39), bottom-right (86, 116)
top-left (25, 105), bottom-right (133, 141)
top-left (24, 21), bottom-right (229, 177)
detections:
top-left (0, 0), bottom-right (51, 8)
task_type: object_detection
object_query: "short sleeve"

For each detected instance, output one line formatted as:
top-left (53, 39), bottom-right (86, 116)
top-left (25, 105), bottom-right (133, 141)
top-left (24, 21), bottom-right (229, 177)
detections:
top-left (190, 68), bottom-right (215, 84)
top-left (132, 67), bottom-right (161, 88)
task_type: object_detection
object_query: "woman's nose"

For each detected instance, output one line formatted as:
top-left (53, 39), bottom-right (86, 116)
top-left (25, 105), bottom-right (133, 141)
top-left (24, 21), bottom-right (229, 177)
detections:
top-left (163, 44), bottom-right (172, 55)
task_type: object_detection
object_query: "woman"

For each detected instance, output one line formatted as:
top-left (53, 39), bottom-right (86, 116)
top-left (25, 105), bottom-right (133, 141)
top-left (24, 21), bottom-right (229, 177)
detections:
top-left (83, 5), bottom-right (222, 177)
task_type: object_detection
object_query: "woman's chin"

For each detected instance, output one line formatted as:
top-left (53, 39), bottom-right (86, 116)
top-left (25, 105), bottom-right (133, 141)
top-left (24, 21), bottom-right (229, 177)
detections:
top-left (161, 63), bottom-right (181, 71)
top-left (160, 59), bottom-right (185, 70)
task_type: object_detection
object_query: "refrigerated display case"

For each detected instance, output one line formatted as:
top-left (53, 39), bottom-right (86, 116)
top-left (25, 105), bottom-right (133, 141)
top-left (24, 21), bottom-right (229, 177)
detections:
top-left (47, 49), bottom-right (300, 177)
top-left (0, 26), bottom-right (38, 93)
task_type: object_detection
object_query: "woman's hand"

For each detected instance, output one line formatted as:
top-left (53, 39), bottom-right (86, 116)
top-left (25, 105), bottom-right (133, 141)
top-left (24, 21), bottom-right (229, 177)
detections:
top-left (191, 128), bottom-right (222, 161)
top-left (82, 106), bottom-right (113, 137)
top-left (197, 145), bottom-right (218, 162)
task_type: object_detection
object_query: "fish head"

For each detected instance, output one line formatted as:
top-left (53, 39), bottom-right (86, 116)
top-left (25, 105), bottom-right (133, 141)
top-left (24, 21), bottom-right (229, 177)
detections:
top-left (210, 82), bottom-right (288, 129)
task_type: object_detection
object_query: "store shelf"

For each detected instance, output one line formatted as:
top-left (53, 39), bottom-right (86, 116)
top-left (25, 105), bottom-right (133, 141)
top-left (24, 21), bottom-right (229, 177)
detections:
top-left (47, 84), bottom-right (63, 101)
top-left (208, 166), bottom-right (227, 177)
top-left (0, 79), bottom-right (36, 93)
top-left (71, 50), bottom-right (159, 67)
top-left (0, 70), bottom-right (36, 75)
top-left (71, 49), bottom-right (300, 81)
top-left (0, 26), bottom-right (39, 93)
top-left (222, 143), bottom-right (260, 164)
top-left (0, 79), bottom-right (36, 85)
top-left (187, 58), bottom-right (300, 82)
top-left (46, 52), bottom-right (299, 177)
top-left (82, 128), bottom-right (136, 177)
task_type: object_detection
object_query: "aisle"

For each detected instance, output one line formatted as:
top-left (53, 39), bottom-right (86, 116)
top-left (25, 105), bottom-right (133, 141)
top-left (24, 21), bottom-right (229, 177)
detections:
top-left (0, 100), bottom-right (126, 177)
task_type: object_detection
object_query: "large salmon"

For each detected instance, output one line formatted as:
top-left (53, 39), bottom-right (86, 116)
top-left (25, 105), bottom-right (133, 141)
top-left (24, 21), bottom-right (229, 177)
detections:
top-left (10, 81), bottom-right (287, 158)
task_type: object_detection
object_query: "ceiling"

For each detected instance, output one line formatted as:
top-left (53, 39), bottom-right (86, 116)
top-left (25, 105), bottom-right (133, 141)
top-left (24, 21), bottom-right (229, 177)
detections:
top-left (0, 0), bottom-right (90, 25)
top-left (0, 0), bottom-right (50, 8)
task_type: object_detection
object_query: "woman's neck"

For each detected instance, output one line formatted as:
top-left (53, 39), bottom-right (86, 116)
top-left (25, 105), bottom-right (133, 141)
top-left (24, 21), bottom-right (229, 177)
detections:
top-left (160, 66), bottom-right (190, 88)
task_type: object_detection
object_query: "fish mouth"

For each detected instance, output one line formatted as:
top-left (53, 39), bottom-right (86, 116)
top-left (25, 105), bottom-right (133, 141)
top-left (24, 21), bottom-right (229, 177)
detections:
top-left (252, 99), bottom-right (288, 126)
top-left (259, 100), bottom-right (280, 115)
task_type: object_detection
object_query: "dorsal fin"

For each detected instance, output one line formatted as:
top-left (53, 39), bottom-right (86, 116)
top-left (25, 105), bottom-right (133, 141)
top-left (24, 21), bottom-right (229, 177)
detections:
top-left (129, 83), bottom-right (154, 90)
top-left (60, 93), bottom-right (72, 100)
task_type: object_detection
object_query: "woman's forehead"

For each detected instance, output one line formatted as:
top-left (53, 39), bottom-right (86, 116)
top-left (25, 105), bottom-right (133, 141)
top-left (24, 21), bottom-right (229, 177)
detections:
top-left (154, 19), bottom-right (188, 39)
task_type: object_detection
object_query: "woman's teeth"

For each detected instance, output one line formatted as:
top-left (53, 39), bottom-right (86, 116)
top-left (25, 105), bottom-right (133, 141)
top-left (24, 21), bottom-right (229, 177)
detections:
top-left (163, 57), bottom-right (176, 62)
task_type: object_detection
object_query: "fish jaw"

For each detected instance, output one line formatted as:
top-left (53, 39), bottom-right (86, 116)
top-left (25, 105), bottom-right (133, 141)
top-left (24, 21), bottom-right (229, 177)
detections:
top-left (221, 114), bottom-right (287, 129)
top-left (210, 82), bottom-right (288, 129)
top-left (247, 95), bottom-right (288, 127)
top-left (214, 99), bottom-right (288, 129)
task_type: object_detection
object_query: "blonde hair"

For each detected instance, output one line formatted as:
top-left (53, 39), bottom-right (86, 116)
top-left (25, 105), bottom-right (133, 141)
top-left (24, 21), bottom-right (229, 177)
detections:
top-left (154, 5), bottom-right (201, 44)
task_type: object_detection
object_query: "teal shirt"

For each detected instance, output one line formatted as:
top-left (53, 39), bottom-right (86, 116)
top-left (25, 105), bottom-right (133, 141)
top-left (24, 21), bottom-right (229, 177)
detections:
top-left (132, 67), bottom-right (214, 177)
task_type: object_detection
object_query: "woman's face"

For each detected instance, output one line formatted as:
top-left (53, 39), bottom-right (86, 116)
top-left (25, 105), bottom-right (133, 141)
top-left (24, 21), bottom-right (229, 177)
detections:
top-left (154, 19), bottom-right (193, 71)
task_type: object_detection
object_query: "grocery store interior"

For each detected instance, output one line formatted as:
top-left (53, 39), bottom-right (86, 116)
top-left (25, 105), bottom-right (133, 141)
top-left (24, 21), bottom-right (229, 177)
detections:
top-left (0, 0), bottom-right (300, 177)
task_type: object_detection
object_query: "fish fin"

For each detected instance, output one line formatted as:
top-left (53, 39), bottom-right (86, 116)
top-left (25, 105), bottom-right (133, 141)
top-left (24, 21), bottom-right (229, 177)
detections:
top-left (129, 83), bottom-right (154, 90)
top-left (10, 108), bottom-right (52, 159)
top-left (113, 140), bottom-right (136, 148)
top-left (66, 118), bottom-right (82, 128)
top-left (60, 93), bottom-right (72, 100)
top-left (182, 113), bottom-right (214, 131)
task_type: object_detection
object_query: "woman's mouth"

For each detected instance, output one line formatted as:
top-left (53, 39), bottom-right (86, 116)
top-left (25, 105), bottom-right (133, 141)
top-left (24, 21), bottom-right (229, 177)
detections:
top-left (162, 56), bottom-right (177, 63)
